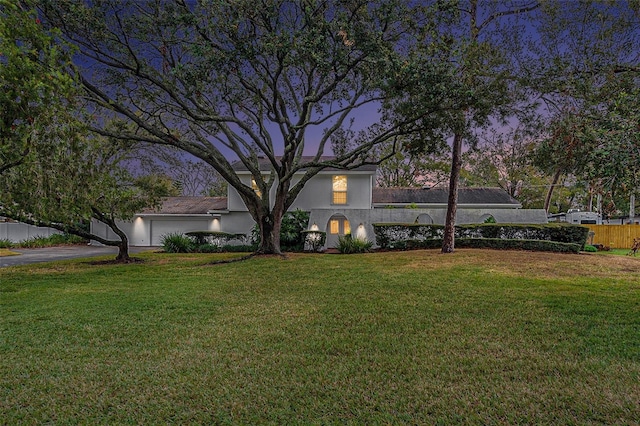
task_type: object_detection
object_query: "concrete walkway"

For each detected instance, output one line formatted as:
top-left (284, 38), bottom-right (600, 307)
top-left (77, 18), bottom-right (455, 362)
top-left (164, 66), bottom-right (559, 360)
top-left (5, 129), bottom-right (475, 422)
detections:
top-left (0, 245), bottom-right (154, 268)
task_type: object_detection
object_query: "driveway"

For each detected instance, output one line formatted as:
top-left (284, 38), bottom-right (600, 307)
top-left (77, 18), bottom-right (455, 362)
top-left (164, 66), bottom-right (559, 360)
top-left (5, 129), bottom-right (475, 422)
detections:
top-left (0, 245), bottom-right (155, 268)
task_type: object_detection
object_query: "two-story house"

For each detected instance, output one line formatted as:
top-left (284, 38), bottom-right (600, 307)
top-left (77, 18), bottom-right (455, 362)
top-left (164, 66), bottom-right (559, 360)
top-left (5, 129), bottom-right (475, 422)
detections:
top-left (90, 157), bottom-right (548, 248)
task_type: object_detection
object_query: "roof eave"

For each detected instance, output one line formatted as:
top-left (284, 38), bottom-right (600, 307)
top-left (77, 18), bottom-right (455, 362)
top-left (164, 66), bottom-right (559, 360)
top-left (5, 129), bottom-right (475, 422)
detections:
top-left (134, 213), bottom-right (220, 217)
top-left (372, 203), bottom-right (522, 209)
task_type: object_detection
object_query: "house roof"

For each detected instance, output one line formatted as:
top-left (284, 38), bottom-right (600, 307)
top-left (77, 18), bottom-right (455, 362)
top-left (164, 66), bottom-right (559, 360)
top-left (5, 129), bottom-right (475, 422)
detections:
top-left (138, 197), bottom-right (228, 215)
top-left (137, 188), bottom-right (520, 216)
top-left (372, 187), bottom-right (521, 206)
top-left (231, 156), bottom-right (377, 172)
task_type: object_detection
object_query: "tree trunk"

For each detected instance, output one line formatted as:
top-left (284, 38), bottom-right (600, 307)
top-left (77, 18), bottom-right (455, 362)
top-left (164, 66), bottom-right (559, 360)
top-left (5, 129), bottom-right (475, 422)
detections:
top-left (256, 211), bottom-right (277, 254)
top-left (255, 205), bottom-right (284, 255)
top-left (91, 208), bottom-right (130, 262)
top-left (104, 220), bottom-right (130, 262)
top-left (113, 230), bottom-right (130, 262)
top-left (544, 168), bottom-right (562, 213)
top-left (442, 133), bottom-right (463, 254)
top-left (254, 177), bottom-right (292, 255)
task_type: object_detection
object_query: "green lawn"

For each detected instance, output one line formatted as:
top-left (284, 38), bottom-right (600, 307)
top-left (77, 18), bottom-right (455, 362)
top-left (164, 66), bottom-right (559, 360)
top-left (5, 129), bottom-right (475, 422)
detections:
top-left (595, 248), bottom-right (637, 256)
top-left (0, 249), bottom-right (19, 257)
top-left (1, 250), bottom-right (638, 424)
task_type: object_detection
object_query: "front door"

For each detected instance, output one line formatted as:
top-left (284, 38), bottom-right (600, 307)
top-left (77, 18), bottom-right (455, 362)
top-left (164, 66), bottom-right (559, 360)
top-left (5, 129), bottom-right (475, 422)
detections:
top-left (326, 215), bottom-right (350, 249)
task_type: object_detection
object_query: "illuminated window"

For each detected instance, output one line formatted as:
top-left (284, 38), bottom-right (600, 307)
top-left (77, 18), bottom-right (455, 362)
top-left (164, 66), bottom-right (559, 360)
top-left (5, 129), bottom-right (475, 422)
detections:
top-left (332, 175), bottom-right (347, 204)
top-left (251, 178), bottom-right (261, 198)
top-left (329, 217), bottom-right (350, 235)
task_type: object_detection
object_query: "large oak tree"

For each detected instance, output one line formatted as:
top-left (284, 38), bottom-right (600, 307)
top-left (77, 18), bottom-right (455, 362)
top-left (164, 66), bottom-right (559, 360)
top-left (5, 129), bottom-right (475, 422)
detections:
top-left (41, 0), bottom-right (454, 254)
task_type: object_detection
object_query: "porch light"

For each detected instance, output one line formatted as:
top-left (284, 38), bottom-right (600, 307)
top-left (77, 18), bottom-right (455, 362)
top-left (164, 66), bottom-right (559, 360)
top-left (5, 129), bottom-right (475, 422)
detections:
top-left (133, 216), bottom-right (145, 235)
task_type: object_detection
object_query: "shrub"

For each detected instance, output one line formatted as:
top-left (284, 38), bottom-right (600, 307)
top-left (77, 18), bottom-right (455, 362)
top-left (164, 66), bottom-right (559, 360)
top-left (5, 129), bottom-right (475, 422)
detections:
top-left (185, 231), bottom-right (246, 246)
top-left (583, 244), bottom-right (598, 253)
top-left (47, 233), bottom-right (86, 245)
top-left (336, 234), bottom-right (373, 254)
top-left (251, 209), bottom-right (310, 252)
top-left (15, 233), bottom-right (87, 248)
top-left (220, 244), bottom-right (255, 253)
top-left (0, 239), bottom-right (14, 249)
top-left (280, 209), bottom-right (310, 251)
top-left (456, 238), bottom-right (582, 253)
top-left (301, 230), bottom-right (326, 252)
top-left (378, 237), bottom-right (580, 253)
top-left (161, 232), bottom-right (195, 253)
top-left (373, 223), bottom-right (590, 250)
top-left (197, 243), bottom-right (221, 253)
top-left (19, 236), bottom-right (51, 248)
top-left (163, 232), bottom-right (254, 254)
top-left (372, 223), bottom-right (444, 249)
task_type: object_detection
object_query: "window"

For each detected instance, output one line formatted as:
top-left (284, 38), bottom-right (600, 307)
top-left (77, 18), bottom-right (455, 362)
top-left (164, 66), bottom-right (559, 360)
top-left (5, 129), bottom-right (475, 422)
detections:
top-left (329, 216), bottom-right (350, 235)
top-left (251, 178), bottom-right (261, 198)
top-left (332, 175), bottom-right (347, 204)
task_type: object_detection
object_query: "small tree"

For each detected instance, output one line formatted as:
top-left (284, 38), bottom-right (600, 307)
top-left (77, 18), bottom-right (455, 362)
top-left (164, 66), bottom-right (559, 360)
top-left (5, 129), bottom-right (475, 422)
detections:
top-left (393, 1), bottom-right (539, 253)
top-left (0, 132), bottom-right (168, 262)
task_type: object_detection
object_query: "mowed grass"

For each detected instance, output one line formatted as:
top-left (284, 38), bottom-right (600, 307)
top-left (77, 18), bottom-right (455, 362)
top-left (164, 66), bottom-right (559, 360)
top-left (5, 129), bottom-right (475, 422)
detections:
top-left (1, 250), bottom-right (638, 424)
top-left (0, 249), bottom-right (19, 257)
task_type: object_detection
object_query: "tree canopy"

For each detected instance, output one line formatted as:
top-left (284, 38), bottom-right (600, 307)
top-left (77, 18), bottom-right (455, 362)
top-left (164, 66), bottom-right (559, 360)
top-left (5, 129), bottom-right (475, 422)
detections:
top-left (40, 0), bottom-right (456, 254)
top-left (0, 131), bottom-right (170, 261)
top-left (525, 1), bottom-right (640, 216)
top-left (1, 1), bottom-right (172, 261)
top-left (0, 0), bottom-right (77, 174)
top-left (390, 0), bottom-right (539, 253)
top-left (6, 0), bottom-right (636, 256)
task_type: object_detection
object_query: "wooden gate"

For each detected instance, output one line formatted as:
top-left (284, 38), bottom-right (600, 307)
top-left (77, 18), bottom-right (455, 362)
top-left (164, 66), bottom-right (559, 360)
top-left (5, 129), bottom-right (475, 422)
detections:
top-left (584, 224), bottom-right (640, 249)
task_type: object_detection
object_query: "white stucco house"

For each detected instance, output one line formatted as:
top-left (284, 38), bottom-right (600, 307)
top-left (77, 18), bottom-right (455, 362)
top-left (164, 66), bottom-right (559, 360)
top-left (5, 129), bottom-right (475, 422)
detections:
top-left (91, 157), bottom-right (548, 248)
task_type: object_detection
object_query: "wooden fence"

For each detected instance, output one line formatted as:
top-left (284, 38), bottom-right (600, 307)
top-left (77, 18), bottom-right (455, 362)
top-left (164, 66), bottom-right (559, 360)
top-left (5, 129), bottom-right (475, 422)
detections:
top-left (584, 224), bottom-right (640, 249)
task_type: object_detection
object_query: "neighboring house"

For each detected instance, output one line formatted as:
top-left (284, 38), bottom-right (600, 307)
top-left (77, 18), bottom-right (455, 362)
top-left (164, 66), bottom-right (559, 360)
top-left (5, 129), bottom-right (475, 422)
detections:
top-left (91, 158), bottom-right (548, 248)
top-left (548, 209), bottom-right (602, 225)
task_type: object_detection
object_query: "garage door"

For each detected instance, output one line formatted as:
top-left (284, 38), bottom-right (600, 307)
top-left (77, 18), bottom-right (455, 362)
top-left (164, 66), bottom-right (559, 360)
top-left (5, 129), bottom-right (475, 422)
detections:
top-left (150, 219), bottom-right (210, 246)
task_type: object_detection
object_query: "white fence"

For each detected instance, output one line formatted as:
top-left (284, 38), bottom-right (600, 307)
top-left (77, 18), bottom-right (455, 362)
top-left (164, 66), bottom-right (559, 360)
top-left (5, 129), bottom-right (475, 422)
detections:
top-left (0, 222), bottom-right (62, 243)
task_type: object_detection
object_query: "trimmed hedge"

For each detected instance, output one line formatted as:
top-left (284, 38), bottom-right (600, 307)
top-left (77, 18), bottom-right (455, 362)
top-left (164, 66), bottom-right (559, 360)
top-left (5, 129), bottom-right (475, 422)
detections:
top-left (301, 230), bottom-right (327, 252)
top-left (457, 238), bottom-right (582, 253)
top-left (163, 231), bottom-right (253, 253)
top-left (373, 223), bottom-right (589, 253)
top-left (373, 223), bottom-right (445, 249)
top-left (185, 231), bottom-right (247, 245)
top-left (380, 237), bottom-right (581, 253)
